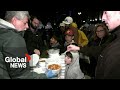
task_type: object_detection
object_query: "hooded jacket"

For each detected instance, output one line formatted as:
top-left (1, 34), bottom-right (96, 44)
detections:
top-left (0, 19), bottom-right (47, 79)
top-left (65, 51), bottom-right (84, 79)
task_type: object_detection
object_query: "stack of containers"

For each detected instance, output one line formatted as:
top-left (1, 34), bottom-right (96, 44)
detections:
top-left (59, 54), bottom-right (66, 79)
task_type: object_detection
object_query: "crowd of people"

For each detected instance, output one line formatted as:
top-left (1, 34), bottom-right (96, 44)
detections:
top-left (0, 11), bottom-right (120, 79)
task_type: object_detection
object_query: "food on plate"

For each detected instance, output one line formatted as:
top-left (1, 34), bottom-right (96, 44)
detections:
top-left (39, 58), bottom-right (47, 62)
top-left (40, 60), bottom-right (45, 62)
top-left (48, 64), bottom-right (61, 70)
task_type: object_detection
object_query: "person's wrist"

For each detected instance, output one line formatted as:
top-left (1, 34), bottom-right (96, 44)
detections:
top-left (76, 46), bottom-right (80, 51)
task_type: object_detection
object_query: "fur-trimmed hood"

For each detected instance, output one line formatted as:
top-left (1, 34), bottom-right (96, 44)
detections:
top-left (0, 18), bottom-right (15, 29)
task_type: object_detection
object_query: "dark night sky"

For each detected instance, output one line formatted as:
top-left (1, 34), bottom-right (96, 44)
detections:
top-left (0, 9), bottom-right (101, 26)
top-left (29, 8), bottom-right (101, 25)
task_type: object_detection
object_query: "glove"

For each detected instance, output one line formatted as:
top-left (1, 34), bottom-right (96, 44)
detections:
top-left (46, 70), bottom-right (57, 78)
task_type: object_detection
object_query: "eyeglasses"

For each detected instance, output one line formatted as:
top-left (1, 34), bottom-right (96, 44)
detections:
top-left (96, 30), bottom-right (104, 32)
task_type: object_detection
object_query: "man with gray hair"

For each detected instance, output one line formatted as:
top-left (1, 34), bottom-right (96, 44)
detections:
top-left (0, 11), bottom-right (47, 79)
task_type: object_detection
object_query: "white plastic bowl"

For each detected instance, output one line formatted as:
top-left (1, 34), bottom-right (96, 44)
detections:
top-left (46, 63), bottom-right (61, 75)
top-left (39, 58), bottom-right (47, 67)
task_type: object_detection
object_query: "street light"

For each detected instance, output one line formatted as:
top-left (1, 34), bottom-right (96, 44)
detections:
top-left (78, 12), bottom-right (81, 15)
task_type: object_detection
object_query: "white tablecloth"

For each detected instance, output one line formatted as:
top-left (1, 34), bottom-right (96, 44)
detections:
top-left (31, 53), bottom-right (66, 79)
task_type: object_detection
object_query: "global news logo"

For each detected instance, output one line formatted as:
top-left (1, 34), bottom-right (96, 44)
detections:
top-left (5, 54), bottom-right (31, 68)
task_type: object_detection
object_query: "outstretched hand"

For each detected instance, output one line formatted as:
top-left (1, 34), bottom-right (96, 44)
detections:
top-left (67, 45), bottom-right (80, 52)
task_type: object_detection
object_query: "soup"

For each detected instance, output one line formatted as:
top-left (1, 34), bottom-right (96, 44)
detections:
top-left (48, 64), bottom-right (61, 70)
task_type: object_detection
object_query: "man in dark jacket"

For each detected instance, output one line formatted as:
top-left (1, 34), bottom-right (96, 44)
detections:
top-left (24, 16), bottom-right (44, 56)
top-left (0, 11), bottom-right (47, 79)
top-left (95, 11), bottom-right (120, 79)
top-left (67, 11), bottom-right (120, 79)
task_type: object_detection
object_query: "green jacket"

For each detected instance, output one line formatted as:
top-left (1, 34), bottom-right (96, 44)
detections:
top-left (0, 19), bottom-right (47, 79)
